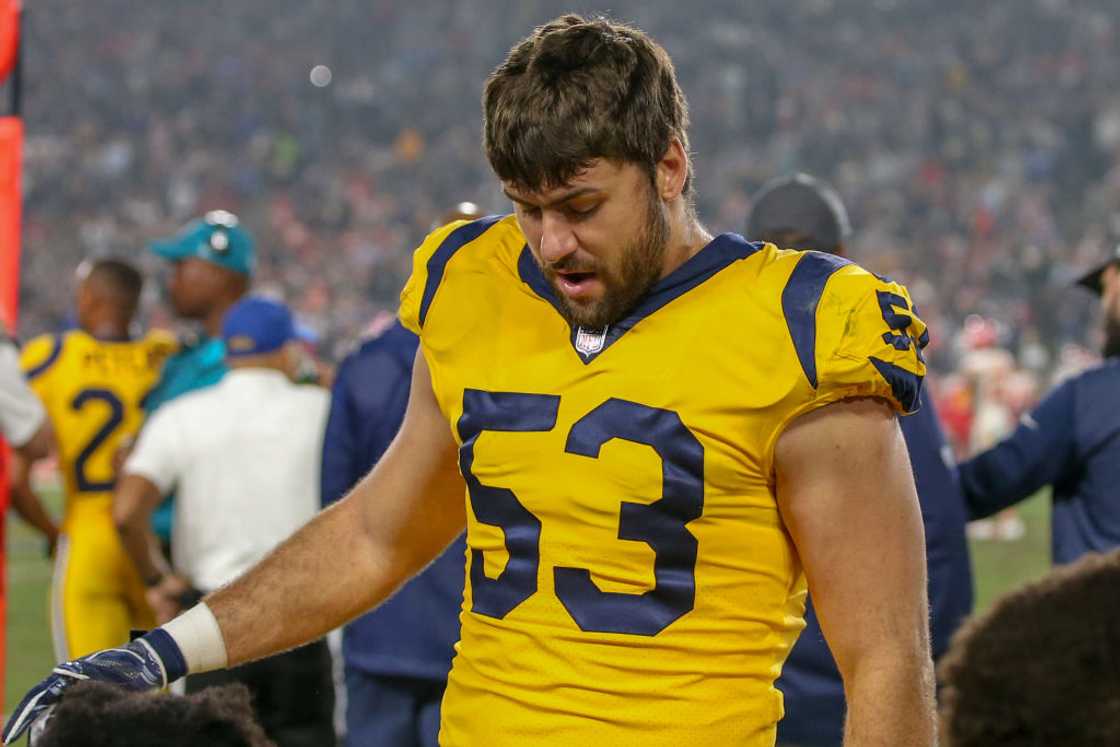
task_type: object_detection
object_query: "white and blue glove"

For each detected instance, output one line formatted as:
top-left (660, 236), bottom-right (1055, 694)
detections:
top-left (2, 629), bottom-right (187, 745)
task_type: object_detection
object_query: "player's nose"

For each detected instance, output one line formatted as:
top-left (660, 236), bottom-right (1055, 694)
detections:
top-left (538, 212), bottom-right (579, 265)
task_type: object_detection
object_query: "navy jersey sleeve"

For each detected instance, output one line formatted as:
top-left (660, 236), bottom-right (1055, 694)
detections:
top-left (958, 378), bottom-right (1077, 520)
top-left (320, 331), bottom-right (416, 507)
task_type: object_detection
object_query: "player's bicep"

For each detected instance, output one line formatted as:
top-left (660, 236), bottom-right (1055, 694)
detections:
top-left (348, 348), bottom-right (464, 574)
top-left (112, 473), bottom-right (165, 528)
top-left (775, 397), bottom-right (929, 683)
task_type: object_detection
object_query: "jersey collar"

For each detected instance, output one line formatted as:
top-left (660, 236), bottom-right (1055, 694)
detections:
top-left (518, 233), bottom-right (762, 364)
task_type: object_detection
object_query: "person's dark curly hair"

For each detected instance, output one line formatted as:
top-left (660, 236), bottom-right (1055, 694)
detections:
top-left (938, 549), bottom-right (1120, 746)
top-left (33, 681), bottom-right (274, 747)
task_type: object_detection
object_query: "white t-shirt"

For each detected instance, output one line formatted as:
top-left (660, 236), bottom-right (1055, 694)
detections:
top-left (0, 338), bottom-right (46, 448)
top-left (125, 368), bottom-right (330, 591)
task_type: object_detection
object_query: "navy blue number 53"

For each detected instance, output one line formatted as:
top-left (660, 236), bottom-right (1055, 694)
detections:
top-left (457, 390), bottom-right (705, 636)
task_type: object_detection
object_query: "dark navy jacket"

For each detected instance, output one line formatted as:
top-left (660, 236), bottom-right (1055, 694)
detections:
top-left (776, 390), bottom-right (974, 746)
top-left (321, 321), bottom-right (465, 681)
top-left (959, 358), bottom-right (1120, 565)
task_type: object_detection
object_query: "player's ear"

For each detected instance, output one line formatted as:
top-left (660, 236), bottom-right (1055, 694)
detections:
top-left (654, 138), bottom-right (689, 202)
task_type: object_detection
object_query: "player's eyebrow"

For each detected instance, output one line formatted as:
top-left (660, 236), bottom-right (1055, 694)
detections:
top-left (502, 187), bottom-right (602, 209)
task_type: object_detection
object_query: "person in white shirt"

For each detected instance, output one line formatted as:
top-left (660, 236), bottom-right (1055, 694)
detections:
top-left (114, 296), bottom-right (334, 747)
top-left (0, 326), bottom-right (59, 549)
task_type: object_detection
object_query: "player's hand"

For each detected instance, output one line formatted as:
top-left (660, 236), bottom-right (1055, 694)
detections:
top-left (146, 574), bottom-right (192, 624)
top-left (2, 630), bottom-right (185, 744)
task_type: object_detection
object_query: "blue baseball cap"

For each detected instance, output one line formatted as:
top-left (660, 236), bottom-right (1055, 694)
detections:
top-left (150, 210), bottom-right (255, 275)
top-left (222, 297), bottom-right (296, 357)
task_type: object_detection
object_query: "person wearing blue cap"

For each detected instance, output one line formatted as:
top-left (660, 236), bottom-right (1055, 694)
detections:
top-left (113, 296), bottom-right (335, 746)
top-left (143, 210), bottom-right (254, 545)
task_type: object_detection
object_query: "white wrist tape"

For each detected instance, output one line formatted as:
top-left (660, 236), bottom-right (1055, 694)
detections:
top-left (161, 602), bottom-right (229, 674)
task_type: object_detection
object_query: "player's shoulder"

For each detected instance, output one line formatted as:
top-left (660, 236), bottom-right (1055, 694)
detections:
top-left (1066, 356), bottom-right (1120, 393)
top-left (140, 328), bottom-right (178, 356)
top-left (148, 378), bottom-right (218, 425)
top-left (750, 245), bottom-right (901, 306)
top-left (20, 330), bottom-right (77, 381)
top-left (399, 214), bottom-right (521, 334)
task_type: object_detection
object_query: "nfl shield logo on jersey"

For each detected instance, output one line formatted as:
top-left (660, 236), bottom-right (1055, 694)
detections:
top-left (574, 326), bottom-right (608, 356)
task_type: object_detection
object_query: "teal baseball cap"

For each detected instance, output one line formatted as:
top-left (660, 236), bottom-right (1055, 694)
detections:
top-left (149, 210), bottom-right (255, 275)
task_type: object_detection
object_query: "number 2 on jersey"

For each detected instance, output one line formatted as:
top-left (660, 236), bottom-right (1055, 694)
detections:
top-left (457, 389), bottom-right (705, 637)
top-left (70, 388), bottom-right (125, 492)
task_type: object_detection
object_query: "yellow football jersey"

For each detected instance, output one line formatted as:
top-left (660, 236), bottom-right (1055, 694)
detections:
top-left (399, 215), bottom-right (927, 746)
top-left (21, 329), bottom-right (176, 520)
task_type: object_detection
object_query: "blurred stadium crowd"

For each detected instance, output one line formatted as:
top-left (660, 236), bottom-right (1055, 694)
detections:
top-left (15, 0), bottom-right (1120, 377)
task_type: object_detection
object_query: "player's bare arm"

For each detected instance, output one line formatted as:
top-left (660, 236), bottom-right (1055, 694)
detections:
top-left (14, 417), bottom-right (52, 462)
top-left (114, 474), bottom-right (190, 622)
top-left (115, 474), bottom-right (175, 583)
top-left (776, 397), bottom-right (936, 747)
top-left (7, 443), bottom-right (60, 552)
top-left (207, 348), bottom-right (465, 665)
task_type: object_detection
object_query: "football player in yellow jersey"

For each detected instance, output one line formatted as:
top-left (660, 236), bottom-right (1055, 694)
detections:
top-left (7, 15), bottom-right (935, 747)
top-left (15, 259), bottom-right (174, 661)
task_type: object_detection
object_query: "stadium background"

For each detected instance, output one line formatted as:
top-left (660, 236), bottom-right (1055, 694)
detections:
top-left (4, 0), bottom-right (1114, 714)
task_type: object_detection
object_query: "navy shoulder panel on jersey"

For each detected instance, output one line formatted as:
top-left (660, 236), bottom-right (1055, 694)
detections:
top-left (418, 215), bottom-right (505, 328)
top-left (780, 251), bottom-right (852, 388)
top-left (23, 333), bottom-right (65, 381)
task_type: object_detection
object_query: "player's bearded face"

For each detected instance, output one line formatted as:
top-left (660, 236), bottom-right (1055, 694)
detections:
top-left (514, 168), bottom-right (670, 330)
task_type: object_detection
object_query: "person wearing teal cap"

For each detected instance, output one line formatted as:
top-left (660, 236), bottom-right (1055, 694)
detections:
top-left (143, 210), bottom-right (253, 544)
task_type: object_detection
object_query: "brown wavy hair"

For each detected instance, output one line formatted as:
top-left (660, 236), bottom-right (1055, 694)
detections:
top-left (483, 14), bottom-right (692, 195)
top-left (35, 681), bottom-right (274, 747)
top-left (938, 549), bottom-right (1120, 746)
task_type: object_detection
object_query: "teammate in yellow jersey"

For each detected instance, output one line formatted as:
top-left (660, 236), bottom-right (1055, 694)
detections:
top-left (15, 259), bottom-right (174, 660)
top-left (7, 15), bottom-right (935, 747)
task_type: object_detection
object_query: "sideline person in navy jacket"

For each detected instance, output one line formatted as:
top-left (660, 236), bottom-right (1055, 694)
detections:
top-left (746, 174), bottom-right (973, 746)
top-left (321, 319), bottom-right (465, 747)
top-left (960, 247), bottom-right (1120, 565)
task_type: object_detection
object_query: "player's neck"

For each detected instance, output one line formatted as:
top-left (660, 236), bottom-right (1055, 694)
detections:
top-left (201, 295), bottom-right (242, 337)
top-left (659, 213), bottom-right (713, 280)
top-left (83, 319), bottom-right (130, 341)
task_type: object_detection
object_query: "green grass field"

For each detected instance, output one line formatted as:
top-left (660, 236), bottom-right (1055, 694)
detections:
top-left (4, 487), bottom-right (1054, 716)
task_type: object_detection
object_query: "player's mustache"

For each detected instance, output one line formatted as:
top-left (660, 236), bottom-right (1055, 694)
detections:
top-left (543, 256), bottom-right (600, 275)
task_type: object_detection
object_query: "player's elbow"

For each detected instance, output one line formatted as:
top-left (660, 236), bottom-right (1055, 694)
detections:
top-left (840, 634), bottom-right (937, 744)
top-left (842, 627), bottom-right (935, 703)
top-left (112, 474), bottom-right (159, 534)
top-left (16, 423), bottom-right (52, 463)
top-left (112, 506), bottom-right (141, 537)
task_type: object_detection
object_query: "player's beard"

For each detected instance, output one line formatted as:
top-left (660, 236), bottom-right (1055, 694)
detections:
top-left (547, 188), bottom-right (670, 330)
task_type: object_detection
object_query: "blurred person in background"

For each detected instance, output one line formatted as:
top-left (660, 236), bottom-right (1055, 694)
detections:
top-left (0, 321), bottom-right (58, 546)
top-left (14, 259), bottom-right (174, 661)
top-left (113, 296), bottom-right (333, 747)
top-left (958, 245), bottom-right (1120, 564)
top-left (30, 681), bottom-right (274, 747)
top-left (142, 210), bottom-right (253, 549)
top-left (321, 203), bottom-right (479, 747)
top-left (746, 173), bottom-right (973, 747)
top-left (937, 548), bottom-right (1120, 746)
top-left (956, 315), bottom-right (1026, 542)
